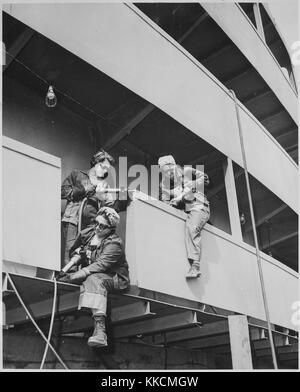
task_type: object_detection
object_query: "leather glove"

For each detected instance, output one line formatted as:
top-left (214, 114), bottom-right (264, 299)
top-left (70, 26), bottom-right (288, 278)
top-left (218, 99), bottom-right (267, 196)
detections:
top-left (57, 268), bottom-right (90, 285)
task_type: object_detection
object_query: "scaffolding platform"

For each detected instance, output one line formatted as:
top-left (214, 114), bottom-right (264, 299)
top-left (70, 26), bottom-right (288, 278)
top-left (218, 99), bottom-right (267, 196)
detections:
top-left (2, 272), bottom-right (298, 366)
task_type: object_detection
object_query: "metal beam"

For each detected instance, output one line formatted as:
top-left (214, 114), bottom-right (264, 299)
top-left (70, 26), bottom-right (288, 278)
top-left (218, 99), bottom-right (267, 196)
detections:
top-left (177, 12), bottom-right (209, 44)
top-left (113, 310), bottom-right (201, 339)
top-left (244, 204), bottom-right (288, 233)
top-left (5, 290), bottom-right (80, 325)
top-left (55, 301), bottom-right (155, 335)
top-left (285, 144), bottom-right (298, 153)
top-left (154, 320), bottom-right (229, 345)
top-left (223, 67), bottom-right (253, 85)
top-left (188, 150), bottom-right (222, 166)
top-left (112, 301), bottom-right (155, 323)
top-left (102, 12), bottom-right (209, 151)
top-left (260, 109), bottom-right (286, 123)
top-left (103, 104), bottom-right (155, 150)
top-left (4, 28), bottom-right (34, 71)
top-left (200, 43), bottom-right (233, 64)
top-left (243, 89), bottom-right (272, 105)
top-left (275, 128), bottom-right (298, 143)
top-left (208, 167), bottom-right (244, 199)
top-left (175, 334), bottom-right (230, 350)
top-left (261, 231), bottom-right (298, 250)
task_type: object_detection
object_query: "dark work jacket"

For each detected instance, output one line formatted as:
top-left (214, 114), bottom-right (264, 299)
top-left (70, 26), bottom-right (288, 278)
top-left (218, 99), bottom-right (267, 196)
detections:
top-left (61, 169), bottom-right (129, 229)
top-left (71, 227), bottom-right (130, 289)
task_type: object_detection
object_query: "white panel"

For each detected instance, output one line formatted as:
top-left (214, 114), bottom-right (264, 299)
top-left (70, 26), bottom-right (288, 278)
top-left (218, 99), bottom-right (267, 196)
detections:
top-left (262, 261), bottom-right (299, 329)
top-left (3, 138), bottom-right (61, 271)
top-left (126, 198), bottom-right (298, 330)
top-left (4, 3), bottom-right (298, 212)
top-left (202, 2), bottom-right (298, 123)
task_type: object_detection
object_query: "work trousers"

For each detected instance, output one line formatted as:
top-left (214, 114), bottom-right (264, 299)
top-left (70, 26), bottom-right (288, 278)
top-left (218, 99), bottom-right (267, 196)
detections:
top-left (62, 222), bottom-right (78, 267)
top-left (78, 273), bottom-right (128, 316)
top-left (185, 207), bottom-right (210, 265)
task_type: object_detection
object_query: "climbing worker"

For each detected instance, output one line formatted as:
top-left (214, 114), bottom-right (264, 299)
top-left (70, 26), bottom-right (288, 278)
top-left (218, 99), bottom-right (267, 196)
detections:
top-left (58, 207), bottom-right (130, 347)
top-left (158, 155), bottom-right (210, 279)
top-left (61, 149), bottom-right (120, 267)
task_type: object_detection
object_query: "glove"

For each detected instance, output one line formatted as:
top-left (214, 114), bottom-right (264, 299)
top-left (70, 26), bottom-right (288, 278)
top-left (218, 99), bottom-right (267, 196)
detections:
top-left (57, 268), bottom-right (90, 285)
top-left (85, 184), bottom-right (96, 196)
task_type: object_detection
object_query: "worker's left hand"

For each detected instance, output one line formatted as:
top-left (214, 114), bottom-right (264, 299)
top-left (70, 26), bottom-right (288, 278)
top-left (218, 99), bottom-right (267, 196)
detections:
top-left (57, 268), bottom-right (89, 285)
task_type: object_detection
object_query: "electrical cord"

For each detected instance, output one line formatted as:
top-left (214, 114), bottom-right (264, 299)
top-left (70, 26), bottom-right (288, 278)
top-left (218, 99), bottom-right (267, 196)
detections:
top-left (40, 277), bottom-right (58, 369)
top-left (6, 273), bottom-right (68, 369)
top-left (229, 89), bottom-right (278, 369)
top-left (4, 50), bottom-right (121, 129)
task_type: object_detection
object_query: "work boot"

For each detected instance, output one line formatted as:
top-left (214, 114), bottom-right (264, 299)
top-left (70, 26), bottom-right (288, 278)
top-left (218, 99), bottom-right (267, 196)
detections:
top-left (88, 315), bottom-right (107, 347)
top-left (186, 262), bottom-right (201, 279)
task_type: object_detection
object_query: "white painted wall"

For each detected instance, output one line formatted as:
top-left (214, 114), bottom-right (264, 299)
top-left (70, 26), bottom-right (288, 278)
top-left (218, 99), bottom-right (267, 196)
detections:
top-left (2, 137), bottom-right (61, 271)
top-left (4, 3), bottom-right (298, 213)
top-left (126, 197), bottom-right (298, 331)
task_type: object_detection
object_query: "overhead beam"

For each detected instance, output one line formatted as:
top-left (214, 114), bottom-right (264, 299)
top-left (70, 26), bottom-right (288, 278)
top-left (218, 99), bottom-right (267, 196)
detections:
top-left (103, 104), bottom-right (155, 150)
top-left (177, 12), bottom-right (209, 44)
top-left (54, 301), bottom-right (155, 335)
top-left (4, 28), bottom-right (35, 71)
top-left (203, 331), bottom-right (297, 355)
top-left (275, 128), bottom-right (298, 143)
top-left (255, 343), bottom-right (298, 358)
top-left (171, 326), bottom-right (272, 350)
top-left (244, 204), bottom-right (288, 233)
top-left (223, 67), bottom-right (253, 85)
top-left (102, 12), bottom-right (209, 151)
top-left (188, 150), bottom-right (222, 166)
top-left (200, 43), bottom-right (233, 64)
top-left (260, 109), bottom-right (286, 123)
top-left (208, 167), bottom-right (244, 199)
top-left (113, 310), bottom-right (201, 339)
top-left (285, 144), bottom-right (298, 153)
top-left (243, 88), bottom-right (272, 105)
top-left (261, 231), bottom-right (298, 250)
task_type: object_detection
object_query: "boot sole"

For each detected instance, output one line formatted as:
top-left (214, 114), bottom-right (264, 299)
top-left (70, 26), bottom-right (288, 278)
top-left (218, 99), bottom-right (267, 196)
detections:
top-left (186, 273), bottom-right (201, 279)
top-left (88, 340), bottom-right (108, 348)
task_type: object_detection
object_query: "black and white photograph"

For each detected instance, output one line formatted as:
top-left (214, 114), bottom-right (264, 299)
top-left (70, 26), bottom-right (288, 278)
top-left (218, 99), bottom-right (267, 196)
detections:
top-left (1, 0), bottom-right (299, 373)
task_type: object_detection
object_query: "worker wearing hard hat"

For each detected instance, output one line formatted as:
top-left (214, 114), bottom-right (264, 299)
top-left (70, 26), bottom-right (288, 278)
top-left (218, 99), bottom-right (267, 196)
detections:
top-left (58, 207), bottom-right (130, 347)
top-left (158, 155), bottom-right (210, 279)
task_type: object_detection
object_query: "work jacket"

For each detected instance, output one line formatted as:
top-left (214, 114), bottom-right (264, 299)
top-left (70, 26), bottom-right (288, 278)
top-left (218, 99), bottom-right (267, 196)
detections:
top-left (71, 227), bottom-right (130, 289)
top-left (160, 165), bottom-right (210, 212)
top-left (61, 169), bottom-right (128, 229)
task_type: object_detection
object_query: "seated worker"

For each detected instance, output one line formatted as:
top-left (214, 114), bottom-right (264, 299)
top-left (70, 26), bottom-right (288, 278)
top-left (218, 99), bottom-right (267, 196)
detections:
top-left (158, 155), bottom-right (210, 279)
top-left (61, 150), bottom-right (127, 267)
top-left (58, 207), bottom-right (130, 347)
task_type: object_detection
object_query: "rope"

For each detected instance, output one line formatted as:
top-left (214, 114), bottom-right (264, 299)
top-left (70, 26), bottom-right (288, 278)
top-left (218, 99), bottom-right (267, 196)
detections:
top-left (229, 90), bottom-right (278, 369)
top-left (40, 278), bottom-right (58, 369)
top-left (6, 274), bottom-right (68, 369)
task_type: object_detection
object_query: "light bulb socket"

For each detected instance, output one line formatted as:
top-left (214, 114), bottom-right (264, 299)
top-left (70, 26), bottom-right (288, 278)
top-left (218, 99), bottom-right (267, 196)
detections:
top-left (45, 85), bottom-right (57, 108)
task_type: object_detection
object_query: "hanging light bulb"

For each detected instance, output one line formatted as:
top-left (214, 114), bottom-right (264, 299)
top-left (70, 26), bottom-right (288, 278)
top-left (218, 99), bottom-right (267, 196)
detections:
top-left (240, 213), bottom-right (246, 226)
top-left (45, 85), bottom-right (57, 108)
